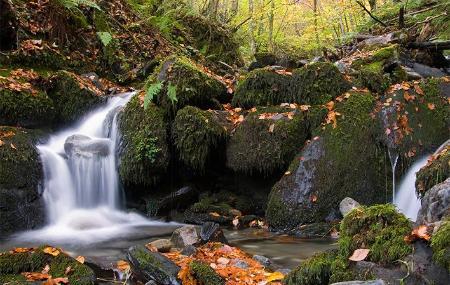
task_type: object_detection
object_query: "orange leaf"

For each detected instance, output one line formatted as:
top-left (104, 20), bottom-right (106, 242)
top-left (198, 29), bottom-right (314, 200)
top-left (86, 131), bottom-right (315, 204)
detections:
top-left (44, 277), bottom-right (69, 285)
top-left (414, 84), bottom-right (424, 95)
top-left (75, 256), bottom-right (85, 264)
top-left (267, 271), bottom-right (285, 282)
top-left (43, 247), bottom-right (60, 257)
top-left (116, 260), bottom-right (130, 272)
top-left (325, 101), bottom-right (335, 111)
top-left (349, 248), bottom-right (370, 261)
top-left (427, 103), bottom-right (435, 110)
top-left (11, 247), bottom-right (34, 254)
top-left (22, 272), bottom-right (50, 281)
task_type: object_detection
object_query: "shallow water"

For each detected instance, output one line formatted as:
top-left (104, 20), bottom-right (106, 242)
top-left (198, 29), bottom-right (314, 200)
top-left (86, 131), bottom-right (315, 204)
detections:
top-left (1, 226), bottom-right (336, 270)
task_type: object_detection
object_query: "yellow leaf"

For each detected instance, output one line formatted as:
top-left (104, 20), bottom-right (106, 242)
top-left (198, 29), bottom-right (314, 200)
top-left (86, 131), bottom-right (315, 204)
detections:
top-left (209, 212), bottom-right (221, 217)
top-left (267, 271), bottom-right (285, 282)
top-left (43, 247), bottom-right (60, 257)
top-left (116, 260), bottom-right (130, 272)
top-left (427, 103), bottom-right (435, 110)
top-left (75, 256), bottom-right (85, 264)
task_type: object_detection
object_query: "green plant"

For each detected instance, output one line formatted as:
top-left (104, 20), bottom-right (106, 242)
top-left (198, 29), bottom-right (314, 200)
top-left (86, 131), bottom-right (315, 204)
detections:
top-left (167, 83), bottom-right (178, 104)
top-left (144, 82), bottom-right (163, 110)
top-left (136, 137), bottom-right (161, 163)
top-left (56, 0), bottom-right (100, 11)
top-left (96, 32), bottom-right (113, 47)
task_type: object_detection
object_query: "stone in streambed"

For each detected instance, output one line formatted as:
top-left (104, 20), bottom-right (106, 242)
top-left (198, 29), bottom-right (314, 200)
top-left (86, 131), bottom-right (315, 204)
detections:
top-left (64, 135), bottom-right (111, 158)
top-left (170, 225), bottom-right (200, 249)
top-left (148, 239), bottom-right (173, 253)
top-left (200, 222), bottom-right (228, 244)
top-left (180, 245), bottom-right (197, 256)
top-left (252, 255), bottom-right (271, 267)
top-left (417, 178), bottom-right (450, 226)
top-left (127, 245), bottom-right (180, 285)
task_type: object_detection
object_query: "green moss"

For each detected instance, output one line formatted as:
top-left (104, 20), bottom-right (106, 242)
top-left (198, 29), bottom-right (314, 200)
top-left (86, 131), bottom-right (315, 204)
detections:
top-left (172, 106), bottom-right (227, 171)
top-left (283, 251), bottom-right (336, 285)
top-left (47, 70), bottom-right (105, 123)
top-left (340, 204), bottom-right (412, 265)
top-left (0, 274), bottom-right (27, 284)
top-left (227, 106), bottom-right (325, 175)
top-left (189, 260), bottom-right (225, 285)
top-left (119, 94), bottom-right (169, 186)
top-left (231, 68), bottom-right (293, 108)
top-left (145, 56), bottom-right (225, 114)
top-left (292, 62), bottom-right (350, 105)
top-left (3, 47), bottom-right (68, 71)
top-left (431, 221), bottom-right (450, 271)
top-left (416, 148), bottom-right (450, 196)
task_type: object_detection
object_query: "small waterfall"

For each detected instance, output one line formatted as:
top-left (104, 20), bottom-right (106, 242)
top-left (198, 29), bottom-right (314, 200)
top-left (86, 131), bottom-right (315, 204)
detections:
top-left (18, 92), bottom-right (170, 244)
top-left (388, 149), bottom-right (399, 202)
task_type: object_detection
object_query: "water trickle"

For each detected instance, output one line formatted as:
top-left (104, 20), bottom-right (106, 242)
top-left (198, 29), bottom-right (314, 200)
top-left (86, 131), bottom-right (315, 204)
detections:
top-left (18, 92), bottom-right (171, 245)
top-left (388, 149), bottom-right (399, 203)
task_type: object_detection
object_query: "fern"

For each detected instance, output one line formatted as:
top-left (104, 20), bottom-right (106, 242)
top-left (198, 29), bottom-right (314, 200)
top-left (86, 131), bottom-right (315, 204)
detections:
top-left (167, 83), bottom-right (178, 105)
top-left (96, 32), bottom-right (113, 47)
top-left (56, 0), bottom-right (101, 10)
top-left (144, 82), bottom-right (163, 110)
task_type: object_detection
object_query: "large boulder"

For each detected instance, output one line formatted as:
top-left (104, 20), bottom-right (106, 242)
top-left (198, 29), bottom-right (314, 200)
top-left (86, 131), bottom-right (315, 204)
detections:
top-left (172, 106), bottom-right (229, 171)
top-left (0, 0), bottom-right (17, 51)
top-left (416, 145), bottom-right (450, 197)
top-left (64, 135), bottom-right (111, 158)
top-left (417, 178), bottom-right (450, 226)
top-left (0, 127), bottom-right (45, 235)
top-left (0, 69), bottom-right (55, 128)
top-left (127, 245), bottom-right (180, 285)
top-left (118, 93), bottom-right (169, 187)
top-left (47, 71), bottom-right (107, 124)
top-left (431, 220), bottom-right (450, 272)
top-left (145, 56), bottom-right (226, 114)
top-left (266, 92), bottom-right (388, 230)
top-left (170, 225), bottom-right (200, 249)
top-left (227, 105), bottom-right (327, 176)
top-left (0, 246), bottom-right (95, 285)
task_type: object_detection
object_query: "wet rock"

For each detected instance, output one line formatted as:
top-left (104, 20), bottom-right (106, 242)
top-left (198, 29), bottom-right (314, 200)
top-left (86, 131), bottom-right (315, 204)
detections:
top-left (232, 259), bottom-right (249, 269)
top-left (64, 135), bottom-right (111, 158)
top-left (229, 209), bottom-right (242, 217)
top-left (339, 197), bottom-right (361, 216)
top-left (402, 66), bottom-right (423, 80)
top-left (180, 245), bottom-right (197, 256)
top-left (171, 225), bottom-right (200, 249)
top-left (127, 245), bottom-right (180, 285)
top-left (292, 222), bottom-right (333, 238)
top-left (412, 63), bottom-right (446, 78)
top-left (252, 255), bottom-right (271, 267)
top-left (184, 210), bottom-right (233, 225)
top-left (149, 239), bottom-right (173, 253)
top-left (331, 280), bottom-right (385, 285)
top-left (147, 186), bottom-right (197, 217)
top-left (200, 222), bottom-right (228, 244)
top-left (416, 178), bottom-right (450, 226)
top-left (0, 0), bottom-right (17, 51)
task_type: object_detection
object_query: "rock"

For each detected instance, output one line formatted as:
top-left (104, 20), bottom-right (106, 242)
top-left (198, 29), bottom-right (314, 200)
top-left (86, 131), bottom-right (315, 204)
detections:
top-left (292, 222), bottom-right (333, 238)
top-left (339, 197), bottom-right (361, 216)
top-left (412, 62), bottom-right (446, 78)
top-left (417, 178), bottom-right (450, 226)
top-left (0, 127), bottom-right (45, 235)
top-left (148, 186), bottom-right (197, 217)
top-left (0, 0), bottom-right (17, 51)
top-left (184, 210), bottom-right (233, 225)
top-left (180, 245), bottom-right (197, 256)
top-left (232, 259), bottom-right (249, 269)
top-left (357, 33), bottom-right (397, 48)
top-left (127, 245), bottom-right (180, 285)
top-left (416, 142), bottom-right (450, 196)
top-left (252, 255), bottom-right (271, 267)
top-left (331, 280), bottom-right (385, 285)
top-left (200, 222), bottom-right (228, 244)
top-left (229, 209), bottom-right (242, 217)
top-left (149, 239), bottom-right (173, 253)
top-left (402, 66), bottom-right (423, 80)
top-left (171, 225), bottom-right (200, 249)
top-left (64, 135), bottom-right (111, 158)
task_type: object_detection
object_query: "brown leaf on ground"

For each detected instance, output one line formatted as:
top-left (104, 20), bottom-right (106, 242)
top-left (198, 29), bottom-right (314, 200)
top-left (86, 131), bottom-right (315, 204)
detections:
top-left (43, 247), bottom-right (60, 257)
top-left (349, 249), bottom-right (370, 261)
top-left (22, 272), bottom-right (50, 281)
top-left (116, 260), bottom-right (130, 272)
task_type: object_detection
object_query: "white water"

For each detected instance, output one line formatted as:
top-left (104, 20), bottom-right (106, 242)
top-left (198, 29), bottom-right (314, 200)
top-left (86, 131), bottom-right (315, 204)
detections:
top-left (394, 156), bottom-right (428, 221)
top-left (18, 92), bottom-right (171, 245)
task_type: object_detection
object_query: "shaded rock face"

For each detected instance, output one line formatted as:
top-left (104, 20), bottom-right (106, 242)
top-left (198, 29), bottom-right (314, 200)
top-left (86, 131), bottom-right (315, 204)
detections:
top-left (0, 127), bottom-right (44, 235)
top-left (200, 222), bottom-right (228, 244)
top-left (0, 0), bottom-right (17, 51)
top-left (64, 135), bottom-right (111, 158)
top-left (417, 178), bottom-right (450, 226)
top-left (170, 225), bottom-right (200, 249)
top-left (339, 197), bottom-right (361, 217)
top-left (127, 245), bottom-right (180, 285)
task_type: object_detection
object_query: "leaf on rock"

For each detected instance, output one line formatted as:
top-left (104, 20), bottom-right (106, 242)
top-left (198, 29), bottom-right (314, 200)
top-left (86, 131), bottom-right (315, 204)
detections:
top-left (22, 272), bottom-right (50, 281)
top-left (349, 248), bottom-right (370, 261)
top-left (427, 103), bottom-right (435, 110)
top-left (42, 264), bottom-right (50, 274)
top-left (75, 256), bottom-right (85, 264)
top-left (405, 225), bottom-right (431, 243)
top-left (43, 247), bottom-right (60, 257)
top-left (116, 260), bottom-right (130, 272)
top-left (269, 124), bottom-right (275, 133)
top-left (43, 277), bottom-right (69, 285)
top-left (266, 271), bottom-right (285, 282)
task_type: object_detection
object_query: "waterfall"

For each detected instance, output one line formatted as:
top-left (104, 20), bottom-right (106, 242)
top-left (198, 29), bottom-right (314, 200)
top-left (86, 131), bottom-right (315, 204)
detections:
top-left (388, 149), bottom-right (399, 202)
top-left (18, 92), bottom-right (169, 244)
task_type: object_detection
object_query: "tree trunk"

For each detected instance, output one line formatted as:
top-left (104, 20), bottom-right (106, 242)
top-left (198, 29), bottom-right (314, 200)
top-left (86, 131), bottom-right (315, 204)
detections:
top-left (268, 0), bottom-right (275, 51)
top-left (313, 0), bottom-right (320, 51)
top-left (368, 0), bottom-right (377, 11)
top-left (249, 0), bottom-right (257, 55)
top-left (231, 0), bottom-right (239, 18)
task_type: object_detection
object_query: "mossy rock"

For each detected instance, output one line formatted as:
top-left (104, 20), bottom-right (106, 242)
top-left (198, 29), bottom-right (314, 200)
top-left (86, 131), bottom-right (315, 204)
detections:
top-left (0, 246), bottom-right (95, 285)
top-left (227, 106), bottom-right (326, 176)
top-left (352, 45), bottom-right (406, 93)
top-left (292, 62), bottom-right (350, 105)
top-left (231, 68), bottom-right (293, 108)
top-left (172, 106), bottom-right (228, 172)
top-left (119, 94), bottom-right (169, 187)
top-left (266, 92), bottom-right (389, 229)
top-left (145, 56), bottom-right (225, 114)
top-left (47, 70), bottom-right (106, 124)
top-left (431, 220), bottom-right (450, 271)
top-left (0, 127), bottom-right (45, 235)
top-left (416, 146), bottom-right (450, 196)
top-left (189, 260), bottom-right (225, 285)
top-left (340, 204), bottom-right (412, 265)
top-left (0, 80), bottom-right (55, 128)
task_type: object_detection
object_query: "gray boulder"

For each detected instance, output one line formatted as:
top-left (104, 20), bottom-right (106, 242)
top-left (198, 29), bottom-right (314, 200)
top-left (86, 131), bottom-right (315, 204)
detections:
top-left (200, 222), bottom-right (228, 244)
top-left (331, 281), bottom-right (385, 285)
top-left (416, 178), bottom-right (450, 226)
top-left (127, 245), bottom-right (180, 285)
top-left (339, 197), bottom-right (361, 216)
top-left (64, 134), bottom-right (111, 158)
top-left (170, 225), bottom-right (200, 249)
top-left (412, 63), bottom-right (446, 78)
top-left (148, 239), bottom-right (173, 253)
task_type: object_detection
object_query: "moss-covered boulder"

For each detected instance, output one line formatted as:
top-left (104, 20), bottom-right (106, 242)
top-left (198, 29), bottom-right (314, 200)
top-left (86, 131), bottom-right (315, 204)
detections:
top-left (172, 106), bottom-right (229, 172)
top-left (231, 68), bottom-right (293, 108)
top-left (266, 92), bottom-right (389, 230)
top-left (227, 105), bottom-right (326, 176)
top-left (292, 62), bottom-right (351, 105)
top-left (119, 93), bottom-right (169, 187)
top-left (189, 260), bottom-right (225, 285)
top-left (431, 220), bottom-right (450, 272)
top-left (0, 127), bottom-right (45, 235)
top-left (145, 57), bottom-right (225, 114)
top-left (339, 204), bottom-right (412, 264)
top-left (0, 69), bottom-right (55, 128)
top-left (416, 145), bottom-right (450, 196)
top-left (0, 246), bottom-right (95, 285)
top-left (47, 71), bottom-right (106, 124)
top-left (352, 45), bottom-right (406, 93)
top-left (283, 251), bottom-right (336, 285)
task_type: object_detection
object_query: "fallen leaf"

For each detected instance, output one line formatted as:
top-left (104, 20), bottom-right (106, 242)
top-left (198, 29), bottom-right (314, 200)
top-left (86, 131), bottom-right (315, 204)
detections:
top-left (209, 212), bottom-right (221, 217)
top-left (299, 105), bottom-right (310, 111)
top-left (10, 143), bottom-right (17, 150)
top-left (414, 84), bottom-right (424, 95)
top-left (11, 247), bottom-right (34, 254)
top-left (266, 271), bottom-right (285, 282)
top-left (427, 103), bottom-right (435, 110)
top-left (217, 257), bottom-right (230, 265)
top-left (22, 272), bottom-right (50, 281)
top-left (116, 260), bottom-right (130, 272)
top-left (75, 256), bottom-right (85, 264)
top-left (349, 248), bottom-right (370, 261)
top-left (64, 266), bottom-right (72, 275)
top-left (0, 140), bottom-right (4, 146)
top-left (284, 171), bottom-right (291, 175)
top-left (232, 218), bottom-right (239, 227)
top-left (269, 124), bottom-right (275, 133)
top-left (325, 101), bottom-right (335, 111)
top-left (42, 264), bottom-right (50, 274)
top-left (44, 277), bottom-right (69, 285)
top-left (43, 247), bottom-right (60, 257)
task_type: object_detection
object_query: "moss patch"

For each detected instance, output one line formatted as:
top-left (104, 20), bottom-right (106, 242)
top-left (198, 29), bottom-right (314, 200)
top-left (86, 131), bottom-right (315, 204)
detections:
top-left (283, 251), bottom-right (336, 285)
top-left (172, 106), bottom-right (228, 172)
top-left (416, 147), bottom-right (450, 196)
top-left (431, 220), bottom-right (450, 271)
top-left (119, 94), bottom-right (169, 187)
top-left (189, 260), bottom-right (225, 285)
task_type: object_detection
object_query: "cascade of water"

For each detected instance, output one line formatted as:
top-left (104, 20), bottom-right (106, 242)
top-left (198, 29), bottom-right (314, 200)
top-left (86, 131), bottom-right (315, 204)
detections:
top-left (388, 149), bottom-right (399, 203)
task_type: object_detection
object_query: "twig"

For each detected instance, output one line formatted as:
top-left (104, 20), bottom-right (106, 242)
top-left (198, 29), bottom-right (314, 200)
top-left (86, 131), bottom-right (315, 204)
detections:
top-left (355, 0), bottom-right (387, 27)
